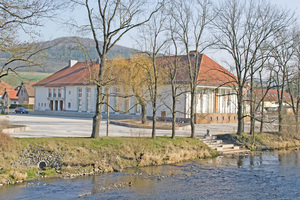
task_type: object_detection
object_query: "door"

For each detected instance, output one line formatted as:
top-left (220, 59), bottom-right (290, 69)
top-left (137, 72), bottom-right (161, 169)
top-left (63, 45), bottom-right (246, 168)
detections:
top-left (50, 100), bottom-right (53, 111)
top-left (60, 101), bottom-right (63, 111)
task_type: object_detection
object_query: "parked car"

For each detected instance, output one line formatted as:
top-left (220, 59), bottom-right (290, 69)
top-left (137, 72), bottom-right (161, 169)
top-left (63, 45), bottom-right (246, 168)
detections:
top-left (15, 107), bottom-right (28, 114)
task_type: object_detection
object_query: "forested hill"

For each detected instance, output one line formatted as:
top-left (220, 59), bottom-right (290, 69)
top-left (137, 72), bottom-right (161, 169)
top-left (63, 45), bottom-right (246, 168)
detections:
top-left (41, 37), bottom-right (135, 72)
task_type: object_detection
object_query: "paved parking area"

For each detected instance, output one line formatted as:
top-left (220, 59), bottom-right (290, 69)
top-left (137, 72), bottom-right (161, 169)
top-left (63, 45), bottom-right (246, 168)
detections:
top-left (1, 114), bottom-right (275, 138)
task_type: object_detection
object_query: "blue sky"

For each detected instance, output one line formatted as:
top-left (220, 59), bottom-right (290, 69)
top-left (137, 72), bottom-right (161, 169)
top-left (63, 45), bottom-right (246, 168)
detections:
top-left (30, 0), bottom-right (299, 48)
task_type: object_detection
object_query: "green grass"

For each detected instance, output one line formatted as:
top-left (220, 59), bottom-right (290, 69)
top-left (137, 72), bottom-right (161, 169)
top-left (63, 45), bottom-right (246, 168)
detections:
top-left (26, 170), bottom-right (38, 179)
top-left (1, 72), bottom-right (52, 87)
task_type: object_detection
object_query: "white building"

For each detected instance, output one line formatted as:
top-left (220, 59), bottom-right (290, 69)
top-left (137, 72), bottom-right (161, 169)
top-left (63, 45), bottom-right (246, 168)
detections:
top-left (34, 53), bottom-right (238, 124)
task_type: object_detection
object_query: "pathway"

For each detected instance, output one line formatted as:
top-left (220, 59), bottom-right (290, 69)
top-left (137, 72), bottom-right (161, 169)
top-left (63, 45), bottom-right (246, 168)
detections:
top-left (1, 113), bottom-right (277, 138)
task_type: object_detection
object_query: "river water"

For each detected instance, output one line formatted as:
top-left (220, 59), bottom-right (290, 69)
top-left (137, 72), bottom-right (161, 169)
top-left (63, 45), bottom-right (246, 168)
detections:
top-left (1, 150), bottom-right (300, 200)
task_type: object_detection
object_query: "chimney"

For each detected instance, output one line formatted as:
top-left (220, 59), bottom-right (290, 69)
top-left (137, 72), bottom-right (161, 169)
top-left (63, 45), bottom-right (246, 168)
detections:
top-left (189, 51), bottom-right (200, 57)
top-left (69, 60), bottom-right (78, 68)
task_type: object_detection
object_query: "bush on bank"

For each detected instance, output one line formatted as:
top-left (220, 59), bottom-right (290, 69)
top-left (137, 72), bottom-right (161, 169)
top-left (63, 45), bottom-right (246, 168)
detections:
top-left (218, 132), bottom-right (300, 151)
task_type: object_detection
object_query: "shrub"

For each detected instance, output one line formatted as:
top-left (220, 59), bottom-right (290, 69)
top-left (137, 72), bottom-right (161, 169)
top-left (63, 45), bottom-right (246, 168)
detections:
top-left (0, 119), bottom-right (12, 129)
top-left (0, 131), bottom-right (15, 152)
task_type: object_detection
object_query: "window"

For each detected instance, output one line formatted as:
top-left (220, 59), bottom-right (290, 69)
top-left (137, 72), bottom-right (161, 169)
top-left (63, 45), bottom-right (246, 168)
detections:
top-left (69, 90), bottom-right (71, 95)
top-left (48, 89), bottom-right (52, 97)
top-left (78, 99), bottom-right (82, 111)
top-left (78, 88), bottom-right (82, 97)
top-left (53, 89), bottom-right (56, 97)
top-left (87, 88), bottom-right (91, 111)
top-left (58, 89), bottom-right (62, 97)
top-left (78, 88), bottom-right (82, 111)
top-left (68, 102), bottom-right (71, 108)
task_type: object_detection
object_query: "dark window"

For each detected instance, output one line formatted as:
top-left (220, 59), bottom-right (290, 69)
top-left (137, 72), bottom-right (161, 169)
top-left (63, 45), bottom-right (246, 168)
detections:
top-left (48, 89), bottom-right (52, 97)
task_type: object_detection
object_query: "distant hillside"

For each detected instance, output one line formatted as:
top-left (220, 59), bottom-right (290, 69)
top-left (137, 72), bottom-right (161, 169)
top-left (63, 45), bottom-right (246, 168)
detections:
top-left (0, 37), bottom-right (136, 74)
top-left (41, 37), bottom-right (136, 72)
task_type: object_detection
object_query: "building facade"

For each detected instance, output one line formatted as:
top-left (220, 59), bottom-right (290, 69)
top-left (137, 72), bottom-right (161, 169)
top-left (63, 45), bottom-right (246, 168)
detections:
top-left (34, 54), bottom-right (238, 124)
top-left (17, 81), bottom-right (37, 106)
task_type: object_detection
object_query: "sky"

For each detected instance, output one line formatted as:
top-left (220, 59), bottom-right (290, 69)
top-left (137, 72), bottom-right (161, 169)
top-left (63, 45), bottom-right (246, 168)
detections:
top-left (31, 0), bottom-right (300, 47)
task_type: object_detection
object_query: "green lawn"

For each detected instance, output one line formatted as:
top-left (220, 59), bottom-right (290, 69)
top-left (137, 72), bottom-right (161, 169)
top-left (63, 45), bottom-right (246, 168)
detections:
top-left (1, 72), bottom-right (52, 87)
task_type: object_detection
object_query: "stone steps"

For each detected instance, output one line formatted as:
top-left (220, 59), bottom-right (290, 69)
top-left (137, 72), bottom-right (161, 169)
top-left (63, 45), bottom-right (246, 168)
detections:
top-left (221, 149), bottom-right (250, 155)
top-left (200, 134), bottom-right (250, 155)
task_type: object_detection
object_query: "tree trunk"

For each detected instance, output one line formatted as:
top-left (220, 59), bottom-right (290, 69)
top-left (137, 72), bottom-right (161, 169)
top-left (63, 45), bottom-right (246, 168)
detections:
top-left (278, 104), bottom-right (283, 134)
top-left (171, 93), bottom-right (176, 139)
top-left (152, 84), bottom-right (157, 139)
top-left (106, 89), bottom-right (110, 137)
top-left (237, 90), bottom-right (244, 135)
top-left (92, 85), bottom-right (103, 138)
top-left (151, 57), bottom-right (158, 139)
top-left (91, 54), bottom-right (106, 138)
top-left (259, 101), bottom-right (265, 134)
top-left (250, 103), bottom-right (255, 136)
top-left (152, 109), bottom-right (156, 139)
top-left (136, 96), bottom-right (147, 124)
top-left (141, 103), bottom-right (147, 124)
top-left (190, 90), bottom-right (195, 138)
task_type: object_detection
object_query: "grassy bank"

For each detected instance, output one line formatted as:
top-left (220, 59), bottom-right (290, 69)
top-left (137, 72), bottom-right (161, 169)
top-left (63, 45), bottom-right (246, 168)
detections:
top-left (218, 132), bottom-right (300, 151)
top-left (0, 133), bottom-right (215, 186)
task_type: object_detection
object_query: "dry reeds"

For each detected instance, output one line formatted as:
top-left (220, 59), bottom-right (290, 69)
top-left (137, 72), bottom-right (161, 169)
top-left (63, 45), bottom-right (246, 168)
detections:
top-left (0, 119), bottom-right (12, 129)
top-left (0, 131), bottom-right (15, 152)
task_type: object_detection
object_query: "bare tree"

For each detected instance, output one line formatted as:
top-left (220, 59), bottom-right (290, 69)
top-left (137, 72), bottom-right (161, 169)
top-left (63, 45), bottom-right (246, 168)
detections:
top-left (161, 16), bottom-right (189, 139)
top-left (162, 49), bottom-right (186, 138)
top-left (171, 0), bottom-right (212, 138)
top-left (256, 63), bottom-right (274, 134)
top-left (212, 0), bottom-right (294, 135)
top-left (270, 30), bottom-right (297, 134)
top-left (134, 8), bottom-right (168, 139)
top-left (72, 0), bottom-right (163, 138)
top-left (0, 0), bottom-right (63, 78)
top-left (288, 29), bottom-right (300, 134)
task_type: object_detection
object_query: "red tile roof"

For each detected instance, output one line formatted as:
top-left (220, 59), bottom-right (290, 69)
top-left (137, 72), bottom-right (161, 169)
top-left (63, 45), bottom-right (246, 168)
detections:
top-left (0, 80), bottom-right (14, 96)
top-left (34, 62), bottom-right (99, 87)
top-left (253, 89), bottom-right (292, 102)
top-left (157, 54), bottom-right (237, 86)
top-left (197, 54), bottom-right (237, 86)
top-left (4, 90), bottom-right (18, 100)
top-left (34, 54), bottom-right (237, 88)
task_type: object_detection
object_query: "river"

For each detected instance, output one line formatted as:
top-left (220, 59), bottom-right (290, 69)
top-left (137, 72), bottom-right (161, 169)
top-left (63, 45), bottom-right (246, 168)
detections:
top-left (1, 150), bottom-right (300, 200)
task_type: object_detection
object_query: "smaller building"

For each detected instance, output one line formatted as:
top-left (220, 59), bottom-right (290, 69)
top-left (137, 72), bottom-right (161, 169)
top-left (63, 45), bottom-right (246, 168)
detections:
top-left (2, 89), bottom-right (18, 107)
top-left (17, 81), bottom-right (37, 106)
top-left (0, 80), bottom-right (14, 98)
top-left (253, 89), bottom-right (293, 113)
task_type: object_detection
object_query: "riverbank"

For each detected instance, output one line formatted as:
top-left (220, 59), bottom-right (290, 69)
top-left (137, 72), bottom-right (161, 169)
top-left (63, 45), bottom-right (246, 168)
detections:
top-left (0, 132), bottom-right (215, 186)
top-left (218, 132), bottom-right (300, 151)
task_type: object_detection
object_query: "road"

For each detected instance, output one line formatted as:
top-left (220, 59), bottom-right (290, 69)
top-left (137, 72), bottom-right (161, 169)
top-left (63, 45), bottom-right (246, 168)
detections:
top-left (1, 114), bottom-right (276, 138)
